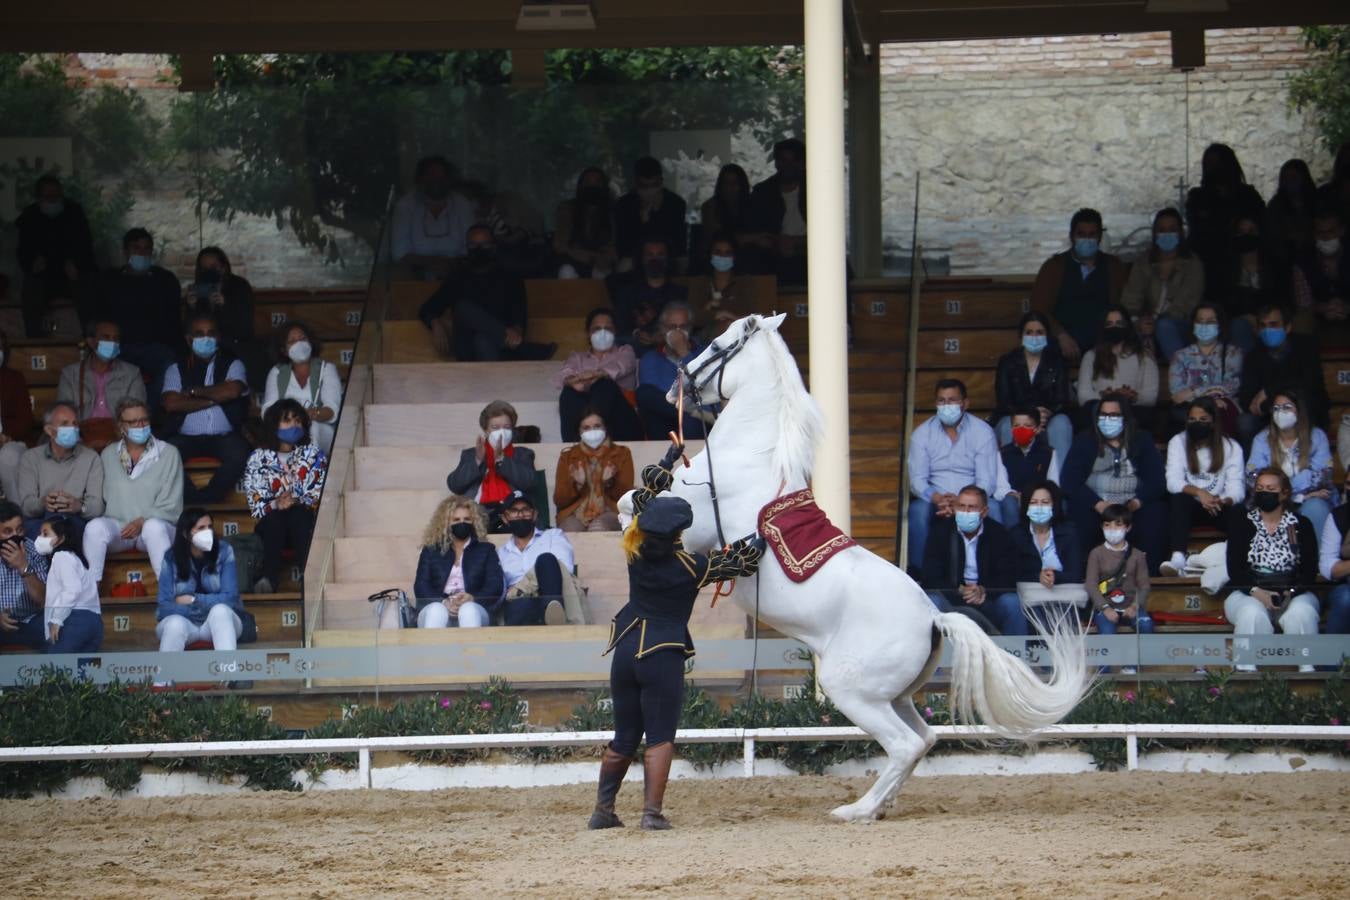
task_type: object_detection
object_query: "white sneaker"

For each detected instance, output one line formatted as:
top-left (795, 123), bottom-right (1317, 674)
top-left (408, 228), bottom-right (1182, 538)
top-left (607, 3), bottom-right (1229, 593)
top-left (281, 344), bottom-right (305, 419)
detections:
top-left (543, 599), bottom-right (567, 626)
top-left (1120, 666), bottom-right (1137, 675)
top-left (1235, 664), bottom-right (1257, 673)
top-left (1298, 665), bottom-right (1315, 674)
top-left (1159, 552), bottom-right (1188, 577)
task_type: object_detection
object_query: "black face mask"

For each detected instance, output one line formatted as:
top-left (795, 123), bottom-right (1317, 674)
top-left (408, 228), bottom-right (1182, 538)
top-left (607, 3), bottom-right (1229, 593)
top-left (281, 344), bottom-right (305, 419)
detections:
top-left (1253, 491), bottom-right (1282, 513)
top-left (450, 522), bottom-right (474, 541)
top-left (1233, 234), bottom-right (1261, 254)
top-left (507, 518), bottom-right (536, 539)
top-left (1102, 326), bottom-right (1127, 344)
top-left (1185, 421), bottom-right (1213, 442)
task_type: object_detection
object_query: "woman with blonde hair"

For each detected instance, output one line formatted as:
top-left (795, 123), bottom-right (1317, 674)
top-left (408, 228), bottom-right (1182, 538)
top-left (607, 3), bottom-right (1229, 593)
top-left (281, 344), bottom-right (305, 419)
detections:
top-left (412, 495), bottom-right (504, 628)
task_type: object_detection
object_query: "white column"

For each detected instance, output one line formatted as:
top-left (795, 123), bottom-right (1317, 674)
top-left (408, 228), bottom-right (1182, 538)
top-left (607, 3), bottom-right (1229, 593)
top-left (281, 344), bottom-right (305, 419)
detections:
top-left (805, 0), bottom-right (852, 531)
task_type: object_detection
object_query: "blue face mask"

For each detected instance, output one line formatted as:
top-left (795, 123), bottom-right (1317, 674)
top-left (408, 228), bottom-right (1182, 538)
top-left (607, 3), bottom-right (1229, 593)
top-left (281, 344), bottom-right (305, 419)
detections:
top-left (710, 255), bottom-right (735, 273)
top-left (936, 403), bottom-right (963, 427)
top-left (54, 425), bottom-right (80, 449)
top-left (126, 425), bottom-right (152, 445)
top-left (1259, 327), bottom-right (1286, 349)
top-left (96, 340), bottom-right (120, 361)
top-left (955, 510), bottom-right (982, 534)
top-left (128, 254), bottom-right (152, 273)
top-left (1022, 334), bottom-right (1048, 354)
top-left (1027, 504), bottom-right (1054, 525)
top-left (1154, 232), bottom-right (1181, 253)
top-left (277, 425), bottom-right (305, 445)
top-left (1098, 415), bottom-right (1124, 439)
top-left (1193, 322), bottom-right (1219, 344)
top-left (1073, 237), bottom-right (1099, 259)
top-left (191, 336), bottom-right (218, 358)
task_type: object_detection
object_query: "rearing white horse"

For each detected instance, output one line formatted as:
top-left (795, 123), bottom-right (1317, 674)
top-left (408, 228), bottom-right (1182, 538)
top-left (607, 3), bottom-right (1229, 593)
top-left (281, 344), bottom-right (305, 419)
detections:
top-left (661, 313), bottom-right (1090, 822)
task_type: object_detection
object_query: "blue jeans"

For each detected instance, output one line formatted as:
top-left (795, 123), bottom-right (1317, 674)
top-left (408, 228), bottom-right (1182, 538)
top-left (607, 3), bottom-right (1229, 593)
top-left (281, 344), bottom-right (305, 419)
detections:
top-left (1154, 315), bottom-right (1189, 362)
top-left (909, 499), bottom-right (1009, 570)
top-left (994, 414), bottom-right (1073, 468)
top-left (2, 614), bottom-right (47, 650)
top-left (1296, 497), bottom-right (1332, 541)
top-left (502, 553), bottom-right (564, 626)
top-left (48, 609), bottom-right (103, 653)
top-left (1093, 610), bottom-right (1154, 635)
top-left (1327, 584), bottom-right (1350, 635)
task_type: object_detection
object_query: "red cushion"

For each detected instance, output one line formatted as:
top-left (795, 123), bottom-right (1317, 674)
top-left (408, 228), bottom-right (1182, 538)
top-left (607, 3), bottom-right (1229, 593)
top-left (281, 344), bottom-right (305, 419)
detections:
top-left (186, 456), bottom-right (222, 466)
top-left (185, 640), bottom-right (213, 651)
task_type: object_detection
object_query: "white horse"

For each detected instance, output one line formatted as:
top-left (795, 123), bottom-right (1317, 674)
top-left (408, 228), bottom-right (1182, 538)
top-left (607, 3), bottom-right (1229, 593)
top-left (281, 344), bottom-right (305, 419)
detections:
top-left (659, 313), bottom-right (1090, 822)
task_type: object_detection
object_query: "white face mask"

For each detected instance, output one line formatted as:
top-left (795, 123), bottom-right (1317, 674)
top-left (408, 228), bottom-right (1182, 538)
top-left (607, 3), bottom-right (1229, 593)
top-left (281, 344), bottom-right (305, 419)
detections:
top-left (1316, 237), bottom-right (1342, 257)
top-left (191, 529), bottom-right (215, 552)
top-left (488, 428), bottom-right (513, 451)
top-left (580, 428), bottom-right (606, 449)
top-left (1103, 528), bottom-right (1127, 547)
top-left (1272, 409), bottom-right (1298, 430)
top-left (590, 328), bottom-right (615, 352)
top-left (34, 535), bottom-right (55, 556)
top-left (287, 340), bottom-right (313, 363)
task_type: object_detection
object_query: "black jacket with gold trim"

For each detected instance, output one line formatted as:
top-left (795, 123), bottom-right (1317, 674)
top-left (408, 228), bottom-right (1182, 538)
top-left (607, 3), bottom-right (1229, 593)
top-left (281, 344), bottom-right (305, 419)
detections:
top-left (603, 542), bottom-right (763, 659)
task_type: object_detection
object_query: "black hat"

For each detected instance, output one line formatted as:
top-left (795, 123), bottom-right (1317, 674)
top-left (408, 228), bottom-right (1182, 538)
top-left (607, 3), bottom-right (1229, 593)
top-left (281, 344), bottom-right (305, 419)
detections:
top-left (500, 489), bottom-right (535, 511)
top-left (637, 497), bottom-right (693, 538)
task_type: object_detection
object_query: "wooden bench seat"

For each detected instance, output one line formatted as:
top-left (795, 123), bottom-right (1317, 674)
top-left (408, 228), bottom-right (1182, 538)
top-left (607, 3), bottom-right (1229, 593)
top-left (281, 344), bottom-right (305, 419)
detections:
top-left (363, 400), bottom-right (563, 445)
top-left (253, 292), bottom-right (367, 341)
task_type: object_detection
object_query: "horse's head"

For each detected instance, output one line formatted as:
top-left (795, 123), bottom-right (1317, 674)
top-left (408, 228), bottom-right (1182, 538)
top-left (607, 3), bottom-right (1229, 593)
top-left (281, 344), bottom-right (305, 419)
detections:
top-left (666, 312), bottom-right (787, 406)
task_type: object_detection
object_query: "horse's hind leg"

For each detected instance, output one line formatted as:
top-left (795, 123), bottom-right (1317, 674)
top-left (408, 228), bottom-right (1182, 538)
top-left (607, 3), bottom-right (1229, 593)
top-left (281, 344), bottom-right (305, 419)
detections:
top-left (818, 663), bottom-right (928, 822)
top-left (887, 695), bottom-right (938, 799)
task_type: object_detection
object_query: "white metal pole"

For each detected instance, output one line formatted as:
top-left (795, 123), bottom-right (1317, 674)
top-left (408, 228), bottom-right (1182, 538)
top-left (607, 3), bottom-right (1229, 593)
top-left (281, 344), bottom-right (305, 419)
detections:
top-left (804, 0), bottom-right (852, 532)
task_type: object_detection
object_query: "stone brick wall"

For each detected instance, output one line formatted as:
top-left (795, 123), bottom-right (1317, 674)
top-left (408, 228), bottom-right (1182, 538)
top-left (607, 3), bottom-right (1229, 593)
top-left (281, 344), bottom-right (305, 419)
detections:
top-left (878, 28), bottom-right (1331, 275)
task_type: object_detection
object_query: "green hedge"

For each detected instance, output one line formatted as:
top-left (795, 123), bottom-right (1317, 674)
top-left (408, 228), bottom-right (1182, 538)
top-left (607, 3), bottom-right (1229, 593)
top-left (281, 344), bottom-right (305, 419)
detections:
top-left (1, 667), bottom-right (1346, 798)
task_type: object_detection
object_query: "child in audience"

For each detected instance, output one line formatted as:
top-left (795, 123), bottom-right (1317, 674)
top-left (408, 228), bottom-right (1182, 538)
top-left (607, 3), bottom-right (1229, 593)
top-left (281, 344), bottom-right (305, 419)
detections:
top-left (1084, 504), bottom-right (1153, 673)
top-left (996, 407), bottom-right (1061, 525)
top-left (38, 516), bottom-right (102, 653)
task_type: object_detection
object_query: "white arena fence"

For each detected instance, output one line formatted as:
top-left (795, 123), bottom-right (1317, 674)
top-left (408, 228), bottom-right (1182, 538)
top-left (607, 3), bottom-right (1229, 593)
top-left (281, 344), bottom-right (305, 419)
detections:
top-left (1, 724), bottom-right (1347, 786)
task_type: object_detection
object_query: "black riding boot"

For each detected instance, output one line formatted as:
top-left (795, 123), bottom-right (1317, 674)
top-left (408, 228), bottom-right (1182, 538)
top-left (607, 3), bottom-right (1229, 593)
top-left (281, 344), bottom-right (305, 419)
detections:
top-left (588, 745), bottom-right (633, 829)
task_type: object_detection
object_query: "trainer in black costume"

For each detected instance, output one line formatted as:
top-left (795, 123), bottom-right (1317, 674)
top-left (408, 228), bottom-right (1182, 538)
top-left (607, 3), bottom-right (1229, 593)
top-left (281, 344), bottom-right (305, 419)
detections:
top-left (588, 444), bottom-right (765, 830)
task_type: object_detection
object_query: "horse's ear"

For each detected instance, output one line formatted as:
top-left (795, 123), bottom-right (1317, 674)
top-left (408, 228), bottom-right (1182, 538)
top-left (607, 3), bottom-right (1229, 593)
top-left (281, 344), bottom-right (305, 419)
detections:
top-left (762, 312), bottom-right (787, 332)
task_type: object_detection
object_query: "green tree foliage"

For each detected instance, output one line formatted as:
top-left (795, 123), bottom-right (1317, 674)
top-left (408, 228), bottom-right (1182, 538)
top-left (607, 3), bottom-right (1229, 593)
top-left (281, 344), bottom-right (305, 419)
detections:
top-left (1288, 26), bottom-right (1350, 155)
top-left (0, 54), bottom-right (159, 256)
top-left (169, 48), bottom-right (803, 253)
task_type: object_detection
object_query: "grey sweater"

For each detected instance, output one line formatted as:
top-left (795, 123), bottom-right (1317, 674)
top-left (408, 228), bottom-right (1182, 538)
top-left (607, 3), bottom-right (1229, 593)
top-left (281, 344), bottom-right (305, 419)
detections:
top-left (58, 357), bottom-right (147, 420)
top-left (17, 442), bottom-right (106, 519)
top-left (100, 438), bottom-right (184, 525)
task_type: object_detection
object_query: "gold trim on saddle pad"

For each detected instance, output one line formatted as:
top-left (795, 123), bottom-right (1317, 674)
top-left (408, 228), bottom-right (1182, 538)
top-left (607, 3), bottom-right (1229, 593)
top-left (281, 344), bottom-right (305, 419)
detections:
top-left (758, 488), bottom-right (857, 582)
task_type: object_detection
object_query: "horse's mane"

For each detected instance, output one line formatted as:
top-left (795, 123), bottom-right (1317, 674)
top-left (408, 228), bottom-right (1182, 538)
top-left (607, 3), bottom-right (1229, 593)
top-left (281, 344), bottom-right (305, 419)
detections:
top-left (750, 317), bottom-right (824, 487)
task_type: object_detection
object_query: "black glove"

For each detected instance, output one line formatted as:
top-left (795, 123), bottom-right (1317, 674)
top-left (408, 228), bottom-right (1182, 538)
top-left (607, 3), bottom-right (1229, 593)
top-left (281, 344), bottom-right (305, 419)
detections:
top-left (640, 463), bottom-right (674, 494)
top-left (729, 534), bottom-right (766, 565)
top-left (659, 441), bottom-right (685, 471)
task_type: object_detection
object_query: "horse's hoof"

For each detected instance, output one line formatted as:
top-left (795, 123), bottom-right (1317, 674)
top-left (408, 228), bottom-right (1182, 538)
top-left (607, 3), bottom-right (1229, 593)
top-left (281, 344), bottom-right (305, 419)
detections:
top-left (829, 802), bottom-right (878, 823)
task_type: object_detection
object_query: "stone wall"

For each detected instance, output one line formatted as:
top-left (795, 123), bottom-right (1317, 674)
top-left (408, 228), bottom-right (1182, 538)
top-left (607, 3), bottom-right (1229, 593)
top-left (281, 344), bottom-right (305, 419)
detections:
top-left (879, 27), bottom-right (1332, 275)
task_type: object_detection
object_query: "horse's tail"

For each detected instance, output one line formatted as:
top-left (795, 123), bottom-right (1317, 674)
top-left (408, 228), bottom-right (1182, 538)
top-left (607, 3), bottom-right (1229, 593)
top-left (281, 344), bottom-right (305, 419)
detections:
top-left (937, 609), bottom-right (1091, 739)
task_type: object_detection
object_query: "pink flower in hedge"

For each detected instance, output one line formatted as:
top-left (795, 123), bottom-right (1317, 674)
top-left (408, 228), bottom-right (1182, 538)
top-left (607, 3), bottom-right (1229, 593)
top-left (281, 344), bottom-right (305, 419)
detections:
top-left (479, 701), bottom-right (493, 710)
top-left (440, 697), bottom-right (451, 709)
top-left (1123, 691), bottom-right (1136, 703)
top-left (820, 714), bottom-right (832, 725)
top-left (1208, 686), bottom-right (1222, 697)
top-left (1331, 717), bottom-right (1341, 727)
top-left (1166, 697), bottom-right (1176, 706)
top-left (923, 706), bottom-right (934, 719)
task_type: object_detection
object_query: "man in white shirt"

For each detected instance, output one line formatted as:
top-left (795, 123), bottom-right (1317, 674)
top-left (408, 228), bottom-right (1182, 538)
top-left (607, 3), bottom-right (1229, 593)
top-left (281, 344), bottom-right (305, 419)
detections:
top-left (391, 155), bottom-right (475, 280)
top-left (496, 490), bottom-right (575, 626)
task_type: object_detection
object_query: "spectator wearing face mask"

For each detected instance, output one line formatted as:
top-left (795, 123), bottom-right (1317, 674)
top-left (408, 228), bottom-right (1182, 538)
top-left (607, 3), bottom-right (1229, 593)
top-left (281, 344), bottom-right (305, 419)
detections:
top-left (15, 174), bottom-right (96, 337)
top-left (743, 138), bottom-right (809, 285)
top-left (555, 167), bottom-right (617, 280)
top-left (58, 319), bottom-right (146, 452)
top-left (0, 498), bottom-right (51, 651)
top-left (447, 401), bottom-right (537, 532)
top-left (1291, 205), bottom-right (1350, 325)
top-left (1167, 302), bottom-right (1243, 435)
top-left (554, 409), bottom-right (634, 533)
top-left (1121, 207), bottom-right (1205, 361)
top-left (906, 379), bottom-right (1002, 570)
top-left (17, 401), bottom-right (105, 539)
top-left (1060, 392), bottom-right (1167, 574)
top-left (391, 155), bottom-right (476, 281)
top-left (34, 515), bottom-right (101, 653)
top-left (243, 400), bottom-right (327, 594)
top-left (1160, 397), bottom-right (1245, 577)
top-left (1246, 388), bottom-right (1335, 540)
top-left (1075, 306), bottom-right (1159, 430)
top-left (612, 237), bottom-right (689, 353)
top-left (95, 228), bottom-right (182, 410)
top-left (992, 311), bottom-right (1073, 464)
top-left (161, 315), bottom-right (251, 505)
top-left (155, 509), bottom-right (245, 654)
top-left (697, 165), bottom-right (753, 272)
top-left (636, 301), bottom-right (710, 442)
top-left (920, 485), bottom-right (1027, 636)
top-left (996, 408), bottom-right (1062, 527)
top-left (82, 399), bottom-right (183, 585)
top-left (410, 495), bottom-right (503, 629)
top-left (0, 329), bottom-right (35, 502)
top-left (184, 247), bottom-right (255, 358)
top-left (261, 322), bottom-right (343, 456)
top-left (614, 157), bottom-right (688, 275)
top-left (1030, 208), bottom-right (1127, 364)
top-left (1237, 303), bottom-right (1328, 446)
top-left (691, 233), bottom-right (749, 342)
top-left (556, 307), bottom-right (641, 443)
top-left (497, 490), bottom-right (576, 626)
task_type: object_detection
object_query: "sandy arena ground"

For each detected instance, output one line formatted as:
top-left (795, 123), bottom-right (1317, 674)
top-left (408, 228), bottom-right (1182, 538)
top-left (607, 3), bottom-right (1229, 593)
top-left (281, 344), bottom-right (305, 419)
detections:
top-left (4, 771), bottom-right (1348, 898)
